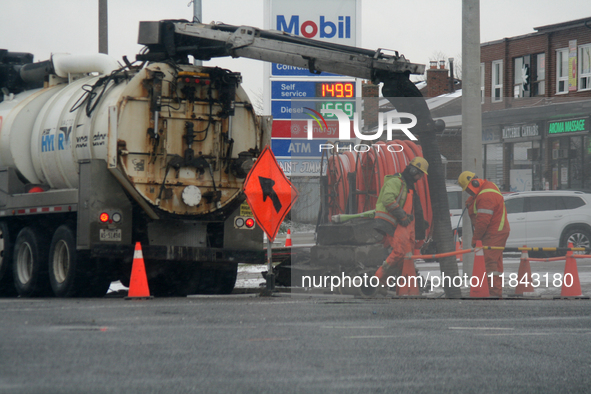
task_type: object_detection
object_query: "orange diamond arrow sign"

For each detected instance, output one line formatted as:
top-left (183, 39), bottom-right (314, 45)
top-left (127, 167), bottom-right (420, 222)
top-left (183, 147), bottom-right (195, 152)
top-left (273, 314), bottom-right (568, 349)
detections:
top-left (243, 146), bottom-right (299, 242)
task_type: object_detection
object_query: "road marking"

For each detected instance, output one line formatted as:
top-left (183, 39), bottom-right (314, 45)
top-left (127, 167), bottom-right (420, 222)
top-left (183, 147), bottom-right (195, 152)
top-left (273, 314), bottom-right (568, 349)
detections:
top-left (344, 335), bottom-right (397, 339)
top-left (449, 327), bottom-right (515, 330)
top-left (321, 326), bottom-right (385, 329)
top-left (479, 333), bottom-right (550, 336)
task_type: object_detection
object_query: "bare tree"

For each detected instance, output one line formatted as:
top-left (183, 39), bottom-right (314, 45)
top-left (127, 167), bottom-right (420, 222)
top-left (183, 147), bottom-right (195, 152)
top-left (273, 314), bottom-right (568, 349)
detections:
top-left (249, 88), bottom-right (265, 115)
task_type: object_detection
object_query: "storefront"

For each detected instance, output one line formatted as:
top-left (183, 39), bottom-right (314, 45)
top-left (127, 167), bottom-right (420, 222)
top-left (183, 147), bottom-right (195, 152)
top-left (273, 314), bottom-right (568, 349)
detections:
top-left (546, 116), bottom-right (590, 190)
top-left (500, 122), bottom-right (543, 192)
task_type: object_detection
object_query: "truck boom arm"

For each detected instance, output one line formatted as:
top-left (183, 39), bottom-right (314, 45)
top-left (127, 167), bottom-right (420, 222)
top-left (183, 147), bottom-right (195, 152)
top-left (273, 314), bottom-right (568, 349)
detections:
top-left (137, 21), bottom-right (424, 83)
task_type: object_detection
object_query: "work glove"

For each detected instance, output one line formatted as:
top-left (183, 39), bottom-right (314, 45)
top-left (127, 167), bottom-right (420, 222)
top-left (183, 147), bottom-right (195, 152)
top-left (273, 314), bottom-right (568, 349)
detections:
top-left (391, 206), bottom-right (407, 220)
top-left (398, 213), bottom-right (414, 227)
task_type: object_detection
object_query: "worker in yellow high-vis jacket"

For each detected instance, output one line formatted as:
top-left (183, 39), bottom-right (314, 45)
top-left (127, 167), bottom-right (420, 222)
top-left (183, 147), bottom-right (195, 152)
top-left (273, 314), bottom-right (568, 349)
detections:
top-left (374, 157), bottom-right (429, 283)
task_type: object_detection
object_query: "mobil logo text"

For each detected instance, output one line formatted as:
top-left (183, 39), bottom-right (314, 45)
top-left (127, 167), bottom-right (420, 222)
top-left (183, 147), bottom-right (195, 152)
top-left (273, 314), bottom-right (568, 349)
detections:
top-left (277, 15), bottom-right (351, 39)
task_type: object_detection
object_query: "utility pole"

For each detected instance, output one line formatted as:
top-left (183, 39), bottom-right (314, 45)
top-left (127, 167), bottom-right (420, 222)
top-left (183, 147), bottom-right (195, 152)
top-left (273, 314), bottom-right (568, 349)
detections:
top-left (461, 0), bottom-right (482, 278)
top-left (98, 0), bottom-right (108, 54)
top-left (193, 0), bottom-right (202, 66)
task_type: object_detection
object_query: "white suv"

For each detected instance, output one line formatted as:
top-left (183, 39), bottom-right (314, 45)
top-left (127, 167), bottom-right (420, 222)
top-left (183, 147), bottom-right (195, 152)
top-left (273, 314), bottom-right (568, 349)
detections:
top-left (504, 190), bottom-right (591, 250)
top-left (447, 184), bottom-right (464, 233)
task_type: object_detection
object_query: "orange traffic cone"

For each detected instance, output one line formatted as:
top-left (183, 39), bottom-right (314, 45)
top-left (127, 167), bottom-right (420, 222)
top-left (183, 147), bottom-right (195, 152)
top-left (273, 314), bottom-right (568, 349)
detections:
top-left (284, 229), bottom-right (292, 247)
top-left (470, 240), bottom-right (490, 298)
top-left (396, 253), bottom-right (420, 296)
top-left (126, 242), bottom-right (152, 299)
top-left (515, 246), bottom-right (534, 295)
top-left (561, 242), bottom-right (582, 297)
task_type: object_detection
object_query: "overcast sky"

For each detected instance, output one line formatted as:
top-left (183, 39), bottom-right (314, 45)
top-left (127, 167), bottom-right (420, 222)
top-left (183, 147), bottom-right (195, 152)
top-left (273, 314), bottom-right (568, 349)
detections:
top-left (1, 0), bottom-right (589, 101)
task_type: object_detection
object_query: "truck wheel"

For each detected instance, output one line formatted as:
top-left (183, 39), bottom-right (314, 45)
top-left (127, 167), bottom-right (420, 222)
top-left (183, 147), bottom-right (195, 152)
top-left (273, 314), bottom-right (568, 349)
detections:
top-left (48, 226), bottom-right (111, 297)
top-left (49, 225), bottom-right (82, 297)
top-left (0, 222), bottom-right (17, 296)
top-left (193, 264), bottom-right (238, 295)
top-left (13, 227), bottom-right (52, 297)
top-left (146, 262), bottom-right (199, 297)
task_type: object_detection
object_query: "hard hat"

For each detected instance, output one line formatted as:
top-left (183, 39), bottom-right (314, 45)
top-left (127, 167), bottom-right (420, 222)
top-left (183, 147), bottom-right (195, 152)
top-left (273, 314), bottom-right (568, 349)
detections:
top-left (458, 171), bottom-right (476, 191)
top-left (408, 156), bottom-right (429, 175)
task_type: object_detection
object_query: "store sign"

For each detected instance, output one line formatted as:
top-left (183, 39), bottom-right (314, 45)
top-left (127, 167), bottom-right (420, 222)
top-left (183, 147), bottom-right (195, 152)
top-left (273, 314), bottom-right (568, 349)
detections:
top-left (502, 124), bottom-right (539, 139)
top-left (278, 158), bottom-right (326, 176)
top-left (482, 126), bottom-right (501, 143)
top-left (502, 126), bottom-right (520, 139)
top-left (548, 118), bottom-right (588, 134)
top-left (521, 124), bottom-right (539, 137)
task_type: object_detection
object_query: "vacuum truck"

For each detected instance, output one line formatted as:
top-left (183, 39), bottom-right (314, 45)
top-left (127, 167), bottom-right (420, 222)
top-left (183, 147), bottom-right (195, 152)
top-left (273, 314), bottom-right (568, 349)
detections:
top-left (0, 49), bottom-right (267, 297)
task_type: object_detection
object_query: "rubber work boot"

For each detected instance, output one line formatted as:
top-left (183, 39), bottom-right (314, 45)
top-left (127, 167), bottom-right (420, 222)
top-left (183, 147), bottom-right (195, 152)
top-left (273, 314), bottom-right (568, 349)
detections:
top-left (488, 275), bottom-right (503, 298)
top-left (374, 265), bottom-right (388, 285)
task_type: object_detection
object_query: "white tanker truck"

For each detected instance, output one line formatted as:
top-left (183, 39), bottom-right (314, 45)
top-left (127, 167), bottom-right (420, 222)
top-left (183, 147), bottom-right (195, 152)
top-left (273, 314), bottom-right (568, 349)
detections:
top-left (0, 49), bottom-right (268, 297)
top-left (0, 19), bottom-right (459, 298)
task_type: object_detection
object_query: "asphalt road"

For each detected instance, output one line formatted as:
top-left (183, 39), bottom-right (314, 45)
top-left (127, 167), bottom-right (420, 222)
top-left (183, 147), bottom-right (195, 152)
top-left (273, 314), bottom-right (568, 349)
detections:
top-left (1, 296), bottom-right (590, 393)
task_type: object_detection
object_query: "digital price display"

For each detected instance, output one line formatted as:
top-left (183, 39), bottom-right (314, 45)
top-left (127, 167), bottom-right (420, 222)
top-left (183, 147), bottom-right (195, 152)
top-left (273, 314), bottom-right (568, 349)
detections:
top-left (316, 101), bottom-right (355, 119)
top-left (316, 82), bottom-right (355, 98)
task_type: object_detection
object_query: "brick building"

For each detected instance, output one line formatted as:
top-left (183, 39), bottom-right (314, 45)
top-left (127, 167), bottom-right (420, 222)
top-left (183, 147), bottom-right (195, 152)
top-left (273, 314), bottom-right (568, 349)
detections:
top-left (429, 17), bottom-right (591, 191)
top-left (480, 17), bottom-right (591, 191)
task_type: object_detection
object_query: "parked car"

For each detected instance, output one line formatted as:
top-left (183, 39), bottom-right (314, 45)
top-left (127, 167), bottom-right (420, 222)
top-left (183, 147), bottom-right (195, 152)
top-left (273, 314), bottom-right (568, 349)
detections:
top-left (447, 184), bottom-right (464, 235)
top-left (504, 190), bottom-right (591, 250)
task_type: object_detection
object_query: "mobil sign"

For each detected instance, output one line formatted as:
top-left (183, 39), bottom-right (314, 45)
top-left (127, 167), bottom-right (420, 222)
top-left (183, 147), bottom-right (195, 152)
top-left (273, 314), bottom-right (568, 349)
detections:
top-left (277, 15), bottom-right (352, 39)
top-left (270, 0), bottom-right (358, 46)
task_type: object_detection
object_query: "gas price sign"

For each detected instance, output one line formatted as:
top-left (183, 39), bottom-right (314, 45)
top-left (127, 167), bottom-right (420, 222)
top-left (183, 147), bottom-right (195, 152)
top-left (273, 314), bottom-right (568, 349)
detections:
top-left (316, 100), bottom-right (355, 119)
top-left (316, 81), bottom-right (355, 119)
top-left (271, 80), bottom-right (357, 120)
top-left (316, 81), bottom-right (355, 98)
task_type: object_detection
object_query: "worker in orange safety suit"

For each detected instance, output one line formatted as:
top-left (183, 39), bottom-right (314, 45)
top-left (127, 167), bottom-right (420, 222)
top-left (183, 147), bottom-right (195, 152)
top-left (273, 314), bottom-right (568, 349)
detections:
top-left (373, 157), bottom-right (429, 283)
top-left (458, 171), bottom-right (510, 297)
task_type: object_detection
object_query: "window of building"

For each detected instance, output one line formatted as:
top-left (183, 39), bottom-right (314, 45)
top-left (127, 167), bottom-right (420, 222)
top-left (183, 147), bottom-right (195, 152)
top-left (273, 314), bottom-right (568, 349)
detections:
top-left (492, 60), bottom-right (503, 102)
top-left (480, 63), bottom-right (485, 104)
top-left (485, 143), bottom-right (503, 187)
top-left (532, 53), bottom-right (545, 96)
top-left (579, 44), bottom-right (591, 91)
top-left (556, 48), bottom-right (568, 94)
top-left (514, 57), bottom-right (525, 98)
top-left (513, 54), bottom-right (545, 98)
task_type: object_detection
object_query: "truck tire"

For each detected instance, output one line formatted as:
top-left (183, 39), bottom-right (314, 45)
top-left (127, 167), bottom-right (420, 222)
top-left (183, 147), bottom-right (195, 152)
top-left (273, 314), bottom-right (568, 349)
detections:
top-left (0, 222), bottom-right (17, 296)
top-left (13, 227), bottom-right (52, 297)
top-left (146, 262), bottom-right (200, 297)
top-left (49, 225), bottom-right (111, 297)
top-left (48, 225), bottom-right (82, 297)
top-left (194, 264), bottom-right (238, 295)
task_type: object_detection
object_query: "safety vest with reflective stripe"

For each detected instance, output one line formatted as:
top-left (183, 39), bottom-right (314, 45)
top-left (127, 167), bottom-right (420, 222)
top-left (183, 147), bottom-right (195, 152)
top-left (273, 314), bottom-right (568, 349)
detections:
top-left (375, 174), bottom-right (412, 228)
top-left (467, 179), bottom-right (510, 242)
top-left (474, 188), bottom-right (506, 232)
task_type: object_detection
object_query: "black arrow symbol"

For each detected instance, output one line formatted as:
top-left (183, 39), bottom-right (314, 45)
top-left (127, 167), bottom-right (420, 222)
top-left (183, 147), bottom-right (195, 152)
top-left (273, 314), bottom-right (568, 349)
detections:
top-left (259, 176), bottom-right (282, 213)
